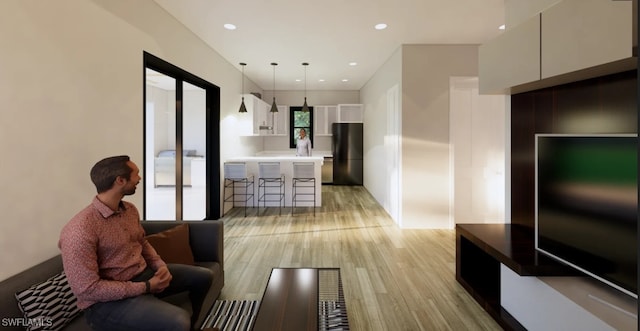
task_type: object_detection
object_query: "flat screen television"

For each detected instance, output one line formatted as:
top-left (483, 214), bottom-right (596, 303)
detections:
top-left (535, 134), bottom-right (637, 298)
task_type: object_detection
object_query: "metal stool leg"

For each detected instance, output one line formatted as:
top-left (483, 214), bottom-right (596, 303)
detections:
top-left (291, 178), bottom-right (315, 216)
top-left (258, 162), bottom-right (285, 216)
top-left (224, 162), bottom-right (254, 217)
top-left (292, 162), bottom-right (316, 216)
top-left (258, 177), bottom-right (285, 215)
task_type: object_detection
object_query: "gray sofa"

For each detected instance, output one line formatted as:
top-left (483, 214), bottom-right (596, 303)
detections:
top-left (0, 220), bottom-right (224, 331)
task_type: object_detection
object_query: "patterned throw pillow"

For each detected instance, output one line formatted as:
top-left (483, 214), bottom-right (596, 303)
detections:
top-left (14, 272), bottom-right (80, 331)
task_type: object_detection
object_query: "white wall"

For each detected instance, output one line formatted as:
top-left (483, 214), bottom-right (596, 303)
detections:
top-left (362, 45), bottom-right (501, 229)
top-left (360, 47), bottom-right (403, 224)
top-left (262, 90), bottom-right (360, 107)
top-left (504, 0), bottom-right (560, 28)
top-left (147, 88), bottom-right (208, 157)
top-left (400, 45), bottom-right (480, 228)
top-left (450, 77), bottom-right (508, 224)
top-left (183, 89), bottom-right (207, 157)
top-left (0, 0), bottom-right (260, 280)
top-left (147, 86), bottom-right (170, 156)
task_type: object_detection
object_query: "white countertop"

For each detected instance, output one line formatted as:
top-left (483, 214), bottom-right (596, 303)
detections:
top-left (227, 155), bottom-right (324, 162)
top-left (254, 150), bottom-right (332, 158)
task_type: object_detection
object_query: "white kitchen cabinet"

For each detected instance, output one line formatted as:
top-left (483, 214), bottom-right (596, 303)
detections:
top-left (253, 98), bottom-right (268, 135)
top-left (479, 14), bottom-right (541, 94)
top-left (314, 105), bottom-right (337, 136)
top-left (238, 94), bottom-right (269, 136)
top-left (271, 105), bottom-right (288, 136)
top-left (337, 104), bottom-right (363, 123)
top-left (250, 104), bottom-right (287, 136)
top-left (237, 94), bottom-right (289, 136)
top-left (540, 0), bottom-right (633, 79)
top-left (479, 0), bottom-right (634, 95)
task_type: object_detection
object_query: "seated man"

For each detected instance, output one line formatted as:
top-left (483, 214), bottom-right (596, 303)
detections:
top-left (59, 155), bottom-right (213, 331)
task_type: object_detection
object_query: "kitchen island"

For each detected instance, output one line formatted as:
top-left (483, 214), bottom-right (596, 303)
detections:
top-left (225, 156), bottom-right (323, 207)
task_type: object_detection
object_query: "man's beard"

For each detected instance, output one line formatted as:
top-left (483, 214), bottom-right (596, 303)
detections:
top-left (123, 186), bottom-right (137, 196)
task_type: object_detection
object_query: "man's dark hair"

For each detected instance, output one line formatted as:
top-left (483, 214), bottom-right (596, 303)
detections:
top-left (90, 155), bottom-right (132, 193)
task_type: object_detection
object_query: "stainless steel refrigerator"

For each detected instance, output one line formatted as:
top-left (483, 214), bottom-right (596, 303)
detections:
top-left (332, 123), bottom-right (363, 185)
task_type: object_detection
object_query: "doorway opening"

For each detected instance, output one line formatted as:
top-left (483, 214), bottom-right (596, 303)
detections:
top-left (143, 52), bottom-right (220, 220)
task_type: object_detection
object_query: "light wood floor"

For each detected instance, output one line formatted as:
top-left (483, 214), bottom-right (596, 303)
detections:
top-left (218, 185), bottom-right (502, 331)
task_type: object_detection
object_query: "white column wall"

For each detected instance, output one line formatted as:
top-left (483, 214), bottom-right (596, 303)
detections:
top-left (400, 45), bottom-right (480, 228)
top-left (450, 77), bottom-right (508, 224)
top-left (360, 47), bottom-right (403, 225)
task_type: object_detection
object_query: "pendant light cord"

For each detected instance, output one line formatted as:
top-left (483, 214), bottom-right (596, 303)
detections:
top-left (270, 63), bottom-right (278, 113)
top-left (272, 62), bottom-right (277, 100)
top-left (238, 62), bottom-right (247, 113)
top-left (302, 62), bottom-right (310, 112)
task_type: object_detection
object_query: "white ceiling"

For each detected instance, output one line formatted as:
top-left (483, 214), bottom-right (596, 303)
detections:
top-left (153, 0), bottom-right (505, 91)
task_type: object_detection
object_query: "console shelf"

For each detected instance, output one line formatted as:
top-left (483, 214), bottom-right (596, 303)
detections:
top-left (456, 223), bottom-right (576, 331)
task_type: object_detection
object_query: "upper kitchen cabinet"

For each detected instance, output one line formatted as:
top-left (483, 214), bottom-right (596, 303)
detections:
top-left (541, 0), bottom-right (633, 80)
top-left (271, 105), bottom-right (288, 136)
top-left (314, 104), bottom-right (363, 135)
top-left (314, 105), bottom-right (337, 136)
top-left (238, 93), bottom-right (269, 136)
top-left (337, 104), bottom-right (364, 123)
top-left (253, 104), bottom-right (287, 136)
top-left (479, 14), bottom-right (541, 94)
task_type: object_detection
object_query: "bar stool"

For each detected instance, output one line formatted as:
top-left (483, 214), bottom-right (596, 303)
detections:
top-left (223, 162), bottom-right (254, 217)
top-left (291, 162), bottom-right (316, 216)
top-left (258, 162), bottom-right (285, 215)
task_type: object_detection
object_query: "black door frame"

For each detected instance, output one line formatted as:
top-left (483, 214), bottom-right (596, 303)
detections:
top-left (143, 51), bottom-right (221, 220)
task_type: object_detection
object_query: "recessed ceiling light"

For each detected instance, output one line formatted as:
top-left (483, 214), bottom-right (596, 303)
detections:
top-left (224, 23), bottom-right (237, 30)
top-left (319, 79), bottom-right (325, 82)
top-left (498, 24), bottom-right (505, 30)
top-left (341, 79), bottom-right (349, 82)
top-left (295, 79), bottom-right (301, 82)
top-left (375, 23), bottom-right (387, 30)
top-left (349, 62), bottom-right (358, 66)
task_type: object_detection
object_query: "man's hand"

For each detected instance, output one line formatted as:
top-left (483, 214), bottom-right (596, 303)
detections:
top-left (148, 266), bottom-right (172, 293)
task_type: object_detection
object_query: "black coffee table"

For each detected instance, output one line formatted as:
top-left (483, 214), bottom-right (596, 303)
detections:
top-left (252, 268), bottom-right (349, 331)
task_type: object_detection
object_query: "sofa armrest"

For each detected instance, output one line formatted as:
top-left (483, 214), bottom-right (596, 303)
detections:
top-left (141, 220), bottom-right (223, 268)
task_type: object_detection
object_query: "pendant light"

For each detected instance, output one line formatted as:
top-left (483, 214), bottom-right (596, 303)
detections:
top-left (301, 62), bottom-right (310, 112)
top-left (270, 62), bottom-right (278, 113)
top-left (238, 62), bottom-right (247, 113)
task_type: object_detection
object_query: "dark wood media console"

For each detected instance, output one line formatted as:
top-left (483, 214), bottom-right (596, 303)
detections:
top-left (456, 224), bottom-right (577, 331)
